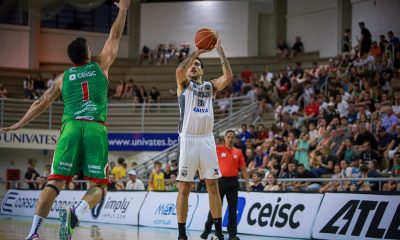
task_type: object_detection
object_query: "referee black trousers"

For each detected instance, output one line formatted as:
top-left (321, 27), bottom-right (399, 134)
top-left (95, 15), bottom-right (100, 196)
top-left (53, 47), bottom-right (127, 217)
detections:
top-left (205, 176), bottom-right (239, 237)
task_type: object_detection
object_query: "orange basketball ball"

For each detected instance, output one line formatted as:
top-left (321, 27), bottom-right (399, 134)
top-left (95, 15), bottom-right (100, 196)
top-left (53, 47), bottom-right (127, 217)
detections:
top-left (194, 28), bottom-right (217, 50)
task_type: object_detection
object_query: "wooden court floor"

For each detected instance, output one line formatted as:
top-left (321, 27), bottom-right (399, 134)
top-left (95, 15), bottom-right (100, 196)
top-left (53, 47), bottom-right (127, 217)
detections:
top-left (0, 215), bottom-right (303, 240)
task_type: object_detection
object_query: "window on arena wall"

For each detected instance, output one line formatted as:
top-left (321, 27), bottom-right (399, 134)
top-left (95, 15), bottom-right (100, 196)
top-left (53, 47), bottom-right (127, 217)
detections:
top-left (0, 0), bottom-right (29, 26)
top-left (41, 1), bottom-right (127, 34)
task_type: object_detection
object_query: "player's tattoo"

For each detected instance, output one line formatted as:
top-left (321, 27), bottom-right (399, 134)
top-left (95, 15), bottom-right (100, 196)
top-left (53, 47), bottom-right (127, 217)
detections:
top-left (217, 47), bottom-right (231, 73)
top-left (36, 95), bottom-right (45, 104)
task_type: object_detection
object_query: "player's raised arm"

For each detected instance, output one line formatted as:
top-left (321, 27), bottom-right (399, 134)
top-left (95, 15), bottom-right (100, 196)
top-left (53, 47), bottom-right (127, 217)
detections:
top-left (0, 74), bottom-right (63, 133)
top-left (96, 0), bottom-right (130, 75)
top-left (211, 36), bottom-right (233, 92)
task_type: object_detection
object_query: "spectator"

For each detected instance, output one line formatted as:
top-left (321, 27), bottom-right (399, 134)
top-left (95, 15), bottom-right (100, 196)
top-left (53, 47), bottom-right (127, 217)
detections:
top-left (165, 173), bottom-right (178, 191)
top-left (295, 164), bottom-right (320, 191)
top-left (342, 28), bottom-right (351, 52)
top-left (231, 75), bottom-right (243, 97)
top-left (240, 66), bottom-right (253, 85)
top-left (42, 164), bottom-right (51, 178)
top-left (276, 40), bottom-right (290, 59)
top-left (33, 77), bottom-right (46, 97)
top-left (35, 176), bottom-right (46, 190)
top-left (387, 31), bottom-right (400, 51)
top-left (381, 106), bottom-right (399, 135)
top-left (149, 86), bottom-right (161, 112)
top-left (358, 22), bottom-right (372, 56)
top-left (383, 152), bottom-right (400, 191)
top-left (369, 41), bottom-right (382, 58)
top-left (250, 172), bottom-right (264, 192)
top-left (355, 124), bottom-right (378, 150)
top-left (164, 43), bottom-right (177, 64)
top-left (319, 164), bottom-right (343, 192)
top-left (23, 75), bottom-right (36, 99)
top-left (148, 161), bottom-right (165, 191)
top-left (125, 170), bottom-right (145, 190)
top-left (113, 80), bottom-right (125, 99)
top-left (156, 43), bottom-right (167, 65)
top-left (294, 133), bottom-right (310, 169)
top-left (290, 36), bottom-right (304, 58)
top-left (176, 43), bottom-right (190, 63)
top-left (47, 73), bottom-right (56, 90)
top-left (134, 86), bottom-right (148, 104)
top-left (138, 45), bottom-right (153, 64)
top-left (123, 79), bottom-right (136, 99)
top-left (337, 138), bottom-right (355, 164)
top-left (239, 124), bottom-right (251, 145)
top-left (379, 34), bottom-right (389, 53)
top-left (359, 141), bottom-right (379, 165)
top-left (25, 162), bottom-right (40, 189)
top-left (282, 97), bottom-right (299, 115)
top-left (109, 161), bottom-right (116, 174)
top-left (310, 150), bottom-right (334, 177)
top-left (112, 157), bottom-right (127, 181)
top-left (367, 160), bottom-right (381, 191)
top-left (263, 173), bottom-right (280, 191)
top-left (281, 162), bottom-right (298, 190)
top-left (248, 146), bottom-right (268, 171)
top-left (108, 173), bottom-right (124, 190)
top-left (0, 82), bottom-right (8, 99)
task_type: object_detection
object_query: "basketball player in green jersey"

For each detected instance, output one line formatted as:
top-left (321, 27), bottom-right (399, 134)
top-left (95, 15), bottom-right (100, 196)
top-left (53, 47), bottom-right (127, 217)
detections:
top-left (0, 1), bottom-right (130, 239)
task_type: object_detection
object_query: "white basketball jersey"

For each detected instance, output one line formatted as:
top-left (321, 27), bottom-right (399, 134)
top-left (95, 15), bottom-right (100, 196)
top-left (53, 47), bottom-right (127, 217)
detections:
top-left (178, 80), bottom-right (215, 135)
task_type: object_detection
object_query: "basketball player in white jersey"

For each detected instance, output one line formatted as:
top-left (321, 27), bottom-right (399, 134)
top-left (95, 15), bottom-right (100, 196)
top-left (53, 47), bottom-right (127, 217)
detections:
top-left (175, 34), bottom-right (232, 240)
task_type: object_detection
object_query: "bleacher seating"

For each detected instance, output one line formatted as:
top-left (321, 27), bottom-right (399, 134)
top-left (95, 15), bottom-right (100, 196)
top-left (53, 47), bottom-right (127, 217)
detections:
top-left (0, 52), bottom-right (327, 102)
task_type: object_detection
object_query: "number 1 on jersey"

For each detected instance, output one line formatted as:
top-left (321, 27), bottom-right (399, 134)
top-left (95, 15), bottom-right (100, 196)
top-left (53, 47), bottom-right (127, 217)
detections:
top-left (81, 81), bottom-right (89, 101)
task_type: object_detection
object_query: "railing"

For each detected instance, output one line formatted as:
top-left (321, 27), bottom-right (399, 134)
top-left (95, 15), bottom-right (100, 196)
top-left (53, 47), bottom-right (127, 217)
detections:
top-left (0, 95), bottom-right (254, 132)
top-left (1, 177), bottom-right (399, 192)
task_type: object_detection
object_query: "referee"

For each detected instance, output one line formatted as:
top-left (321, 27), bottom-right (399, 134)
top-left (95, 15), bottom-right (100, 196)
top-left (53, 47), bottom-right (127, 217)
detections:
top-left (200, 130), bottom-right (250, 240)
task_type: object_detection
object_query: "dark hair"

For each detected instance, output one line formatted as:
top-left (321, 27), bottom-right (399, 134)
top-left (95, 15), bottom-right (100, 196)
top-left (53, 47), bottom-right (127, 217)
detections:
top-left (345, 28), bottom-right (350, 33)
top-left (360, 164), bottom-right (369, 173)
top-left (225, 130), bottom-right (236, 136)
top-left (67, 37), bottom-right (89, 64)
top-left (298, 163), bottom-right (305, 168)
top-left (359, 22), bottom-right (365, 26)
top-left (388, 31), bottom-right (394, 35)
top-left (154, 161), bottom-right (162, 167)
top-left (195, 57), bottom-right (204, 69)
top-left (117, 157), bottom-right (125, 165)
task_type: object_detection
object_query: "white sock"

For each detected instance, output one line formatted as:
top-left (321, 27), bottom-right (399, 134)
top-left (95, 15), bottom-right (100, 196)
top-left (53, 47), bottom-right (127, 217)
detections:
top-left (27, 215), bottom-right (44, 237)
top-left (74, 200), bottom-right (90, 220)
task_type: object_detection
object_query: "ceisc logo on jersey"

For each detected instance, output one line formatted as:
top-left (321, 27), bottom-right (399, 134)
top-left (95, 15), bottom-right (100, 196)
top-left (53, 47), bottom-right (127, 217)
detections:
top-left (221, 152), bottom-right (227, 157)
top-left (69, 74), bottom-right (76, 81)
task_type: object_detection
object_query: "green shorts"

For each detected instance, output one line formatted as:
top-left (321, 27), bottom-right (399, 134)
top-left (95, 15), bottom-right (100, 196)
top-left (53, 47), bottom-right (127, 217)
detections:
top-left (48, 120), bottom-right (109, 185)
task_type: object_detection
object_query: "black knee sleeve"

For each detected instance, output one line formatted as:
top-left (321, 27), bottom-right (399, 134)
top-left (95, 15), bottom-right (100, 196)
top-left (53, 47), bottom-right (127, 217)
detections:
top-left (45, 184), bottom-right (60, 196)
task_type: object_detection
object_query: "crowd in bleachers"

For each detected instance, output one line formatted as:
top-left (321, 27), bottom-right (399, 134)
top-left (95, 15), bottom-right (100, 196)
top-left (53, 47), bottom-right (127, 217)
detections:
top-left (6, 23), bottom-right (400, 193)
top-left (226, 24), bottom-right (400, 192)
top-left (138, 43), bottom-right (191, 65)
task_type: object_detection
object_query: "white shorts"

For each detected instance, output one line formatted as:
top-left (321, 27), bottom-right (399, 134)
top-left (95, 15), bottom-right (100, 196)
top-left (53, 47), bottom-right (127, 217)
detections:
top-left (389, 147), bottom-right (399, 159)
top-left (177, 133), bottom-right (221, 182)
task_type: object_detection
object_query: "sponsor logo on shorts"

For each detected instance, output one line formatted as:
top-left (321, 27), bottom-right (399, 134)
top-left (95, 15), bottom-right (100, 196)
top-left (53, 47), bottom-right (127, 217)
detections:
top-left (213, 169), bottom-right (219, 176)
top-left (179, 168), bottom-right (188, 177)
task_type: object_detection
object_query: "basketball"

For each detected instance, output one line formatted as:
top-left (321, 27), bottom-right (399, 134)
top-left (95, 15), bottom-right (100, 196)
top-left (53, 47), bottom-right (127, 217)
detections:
top-left (194, 28), bottom-right (217, 50)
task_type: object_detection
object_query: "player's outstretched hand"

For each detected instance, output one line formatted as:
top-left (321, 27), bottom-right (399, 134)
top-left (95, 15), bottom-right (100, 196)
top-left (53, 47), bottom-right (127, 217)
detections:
top-left (0, 124), bottom-right (20, 134)
top-left (114, 0), bottom-right (130, 10)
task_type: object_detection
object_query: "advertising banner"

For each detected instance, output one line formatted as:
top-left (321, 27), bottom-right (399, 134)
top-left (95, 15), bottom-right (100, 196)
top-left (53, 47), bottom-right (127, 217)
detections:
top-left (0, 129), bottom-right (59, 150)
top-left (189, 192), bottom-right (323, 239)
top-left (312, 193), bottom-right (400, 240)
top-left (1, 190), bottom-right (147, 225)
top-left (108, 133), bottom-right (179, 151)
top-left (138, 191), bottom-right (199, 228)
